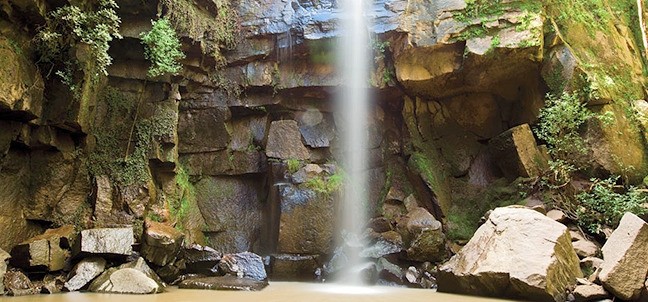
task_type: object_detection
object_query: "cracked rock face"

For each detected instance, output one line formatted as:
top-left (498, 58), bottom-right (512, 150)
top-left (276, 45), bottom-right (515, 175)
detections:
top-left (437, 207), bottom-right (582, 302)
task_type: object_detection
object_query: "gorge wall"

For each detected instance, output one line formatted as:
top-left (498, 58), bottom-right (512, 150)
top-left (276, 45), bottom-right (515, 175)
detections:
top-left (1, 0), bottom-right (647, 284)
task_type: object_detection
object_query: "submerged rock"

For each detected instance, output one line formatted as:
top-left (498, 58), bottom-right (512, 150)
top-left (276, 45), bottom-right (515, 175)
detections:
top-left (219, 252), bottom-right (267, 281)
top-left (178, 275), bottom-right (268, 291)
top-left (438, 207), bottom-right (582, 302)
top-left (599, 213), bottom-right (648, 300)
top-left (88, 257), bottom-right (164, 294)
top-left (64, 257), bottom-right (107, 291)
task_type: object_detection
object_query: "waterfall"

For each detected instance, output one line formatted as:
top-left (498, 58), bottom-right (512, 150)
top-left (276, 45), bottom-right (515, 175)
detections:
top-left (336, 0), bottom-right (371, 285)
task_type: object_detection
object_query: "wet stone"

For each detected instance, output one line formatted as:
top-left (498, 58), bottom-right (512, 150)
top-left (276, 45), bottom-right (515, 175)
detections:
top-left (182, 244), bottom-right (221, 275)
top-left (219, 252), bottom-right (267, 281)
top-left (179, 275), bottom-right (268, 291)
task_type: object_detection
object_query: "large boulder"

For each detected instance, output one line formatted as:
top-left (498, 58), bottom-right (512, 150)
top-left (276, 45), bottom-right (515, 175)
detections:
top-left (277, 184), bottom-right (335, 254)
top-left (74, 227), bottom-right (134, 257)
top-left (599, 213), bottom-right (648, 300)
top-left (88, 257), bottom-right (164, 294)
top-left (438, 207), bottom-right (582, 301)
top-left (194, 177), bottom-right (263, 253)
top-left (64, 257), bottom-right (107, 291)
top-left (10, 225), bottom-right (75, 271)
top-left (141, 220), bottom-right (184, 266)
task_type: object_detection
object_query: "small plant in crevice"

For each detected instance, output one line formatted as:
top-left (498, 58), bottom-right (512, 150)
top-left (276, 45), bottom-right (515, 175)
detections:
top-left (304, 169), bottom-right (345, 196)
top-left (140, 18), bottom-right (186, 77)
top-left (285, 158), bottom-right (302, 174)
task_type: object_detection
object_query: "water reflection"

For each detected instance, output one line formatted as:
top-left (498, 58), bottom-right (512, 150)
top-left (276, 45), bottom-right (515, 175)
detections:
top-left (7, 282), bottom-right (514, 302)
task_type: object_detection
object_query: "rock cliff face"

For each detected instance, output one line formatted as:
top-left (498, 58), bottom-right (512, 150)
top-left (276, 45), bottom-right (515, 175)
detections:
top-left (0, 0), bottom-right (647, 290)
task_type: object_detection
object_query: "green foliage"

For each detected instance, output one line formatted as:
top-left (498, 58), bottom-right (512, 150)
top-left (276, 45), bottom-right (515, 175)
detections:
top-left (140, 18), bottom-right (185, 77)
top-left (36, 0), bottom-right (122, 80)
top-left (576, 177), bottom-right (648, 233)
top-left (286, 158), bottom-right (302, 174)
top-left (171, 166), bottom-right (195, 229)
top-left (160, 0), bottom-right (238, 65)
top-left (535, 92), bottom-right (594, 171)
top-left (304, 170), bottom-right (345, 195)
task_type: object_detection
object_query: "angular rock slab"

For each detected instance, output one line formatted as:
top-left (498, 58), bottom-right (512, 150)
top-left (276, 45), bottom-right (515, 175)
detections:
top-left (74, 227), bottom-right (133, 257)
top-left (141, 220), bottom-right (184, 266)
top-left (179, 275), bottom-right (268, 291)
top-left (438, 207), bottom-right (582, 302)
top-left (265, 120), bottom-right (310, 160)
top-left (489, 124), bottom-right (546, 180)
top-left (88, 257), bottom-right (164, 294)
top-left (64, 257), bottom-right (107, 291)
top-left (10, 225), bottom-right (75, 271)
top-left (599, 213), bottom-right (648, 300)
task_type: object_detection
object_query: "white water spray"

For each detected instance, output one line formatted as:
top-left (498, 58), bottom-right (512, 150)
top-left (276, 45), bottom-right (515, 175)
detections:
top-left (337, 0), bottom-right (371, 285)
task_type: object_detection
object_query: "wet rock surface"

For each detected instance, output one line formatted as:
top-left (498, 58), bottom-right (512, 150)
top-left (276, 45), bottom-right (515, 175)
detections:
top-left (182, 244), bottom-right (222, 275)
top-left (219, 252), bottom-right (267, 281)
top-left (179, 275), bottom-right (268, 291)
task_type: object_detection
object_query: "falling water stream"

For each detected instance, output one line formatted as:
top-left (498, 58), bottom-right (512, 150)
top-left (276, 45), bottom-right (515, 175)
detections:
top-left (335, 0), bottom-right (371, 286)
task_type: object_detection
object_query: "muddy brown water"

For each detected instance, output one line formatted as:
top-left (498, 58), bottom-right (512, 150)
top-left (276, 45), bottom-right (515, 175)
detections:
top-left (4, 282), bottom-right (517, 302)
